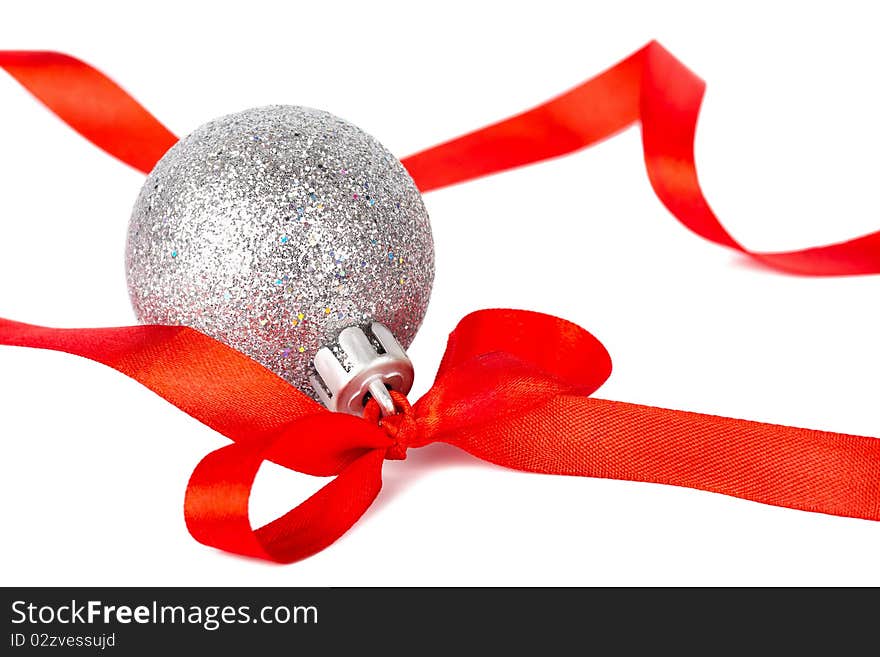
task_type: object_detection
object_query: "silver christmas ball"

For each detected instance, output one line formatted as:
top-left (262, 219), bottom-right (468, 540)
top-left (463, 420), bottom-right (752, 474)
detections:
top-left (125, 105), bottom-right (434, 397)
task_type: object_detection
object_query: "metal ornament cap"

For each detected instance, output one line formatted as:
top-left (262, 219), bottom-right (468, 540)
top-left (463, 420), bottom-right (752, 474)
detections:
top-left (311, 322), bottom-right (414, 417)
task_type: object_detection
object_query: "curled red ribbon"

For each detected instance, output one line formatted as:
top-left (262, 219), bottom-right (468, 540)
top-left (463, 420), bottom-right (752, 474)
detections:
top-left (2, 43), bottom-right (880, 562)
top-left (4, 310), bottom-right (878, 562)
top-left (6, 42), bottom-right (880, 274)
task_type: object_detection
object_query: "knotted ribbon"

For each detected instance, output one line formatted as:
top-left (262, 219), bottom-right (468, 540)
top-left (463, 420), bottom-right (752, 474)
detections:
top-left (2, 42), bottom-right (880, 562)
top-left (4, 310), bottom-right (878, 562)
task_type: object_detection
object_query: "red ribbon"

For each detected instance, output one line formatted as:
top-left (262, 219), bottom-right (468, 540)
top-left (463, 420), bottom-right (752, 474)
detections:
top-left (6, 42), bottom-right (880, 274)
top-left (4, 310), bottom-right (879, 562)
top-left (2, 43), bottom-right (880, 562)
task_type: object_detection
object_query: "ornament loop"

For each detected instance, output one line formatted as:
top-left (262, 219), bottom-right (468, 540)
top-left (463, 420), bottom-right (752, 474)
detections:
top-left (364, 390), bottom-right (417, 460)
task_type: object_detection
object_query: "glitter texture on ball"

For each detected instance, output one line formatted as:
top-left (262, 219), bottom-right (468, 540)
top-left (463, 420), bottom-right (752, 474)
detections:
top-left (125, 106), bottom-right (434, 396)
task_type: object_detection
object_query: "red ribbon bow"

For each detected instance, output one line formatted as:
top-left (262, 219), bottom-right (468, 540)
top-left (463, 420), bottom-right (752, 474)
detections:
top-left (4, 310), bottom-right (879, 562)
top-left (2, 42), bottom-right (880, 562)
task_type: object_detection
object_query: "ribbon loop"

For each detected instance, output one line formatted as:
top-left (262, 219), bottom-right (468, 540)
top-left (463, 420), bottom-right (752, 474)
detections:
top-left (185, 414), bottom-right (390, 563)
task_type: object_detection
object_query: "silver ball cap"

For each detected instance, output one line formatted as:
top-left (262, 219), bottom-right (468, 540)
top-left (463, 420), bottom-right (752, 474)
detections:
top-left (311, 323), bottom-right (414, 417)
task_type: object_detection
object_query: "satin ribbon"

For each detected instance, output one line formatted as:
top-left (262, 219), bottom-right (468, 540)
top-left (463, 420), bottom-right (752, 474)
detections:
top-left (2, 43), bottom-right (880, 562)
top-left (6, 42), bottom-right (880, 274)
top-left (3, 310), bottom-right (878, 562)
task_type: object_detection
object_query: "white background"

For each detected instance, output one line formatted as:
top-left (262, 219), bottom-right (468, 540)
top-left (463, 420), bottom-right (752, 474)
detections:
top-left (1, 1), bottom-right (879, 585)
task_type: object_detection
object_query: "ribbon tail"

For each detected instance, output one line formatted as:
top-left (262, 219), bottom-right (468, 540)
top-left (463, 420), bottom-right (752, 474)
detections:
top-left (445, 395), bottom-right (880, 521)
top-left (0, 317), bottom-right (320, 444)
top-left (402, 41), bottom-right (880, 275)
top-left (186, 443), bottom-right (386, 563)
top-left (401, 44), bottom-right (645, 192)
top-left (638, 43), bottom-right (880, 274)
top-left (0, 50), bottom-right (177, 172)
